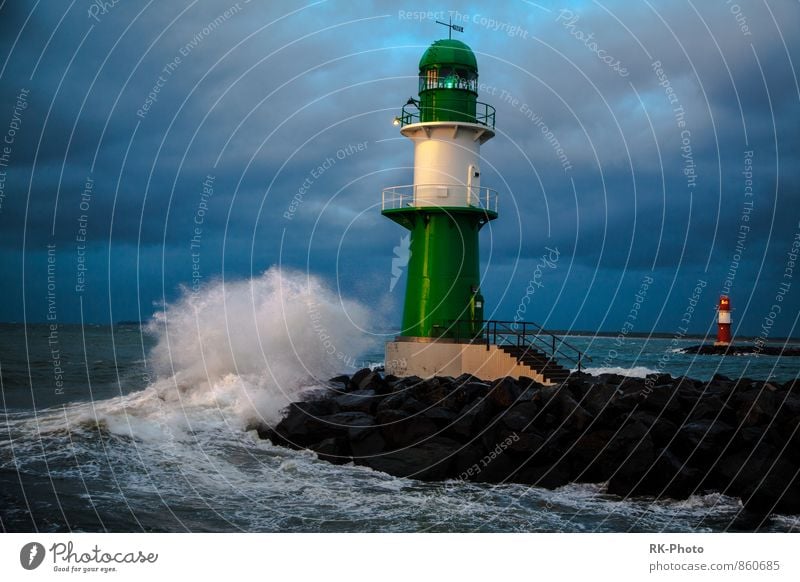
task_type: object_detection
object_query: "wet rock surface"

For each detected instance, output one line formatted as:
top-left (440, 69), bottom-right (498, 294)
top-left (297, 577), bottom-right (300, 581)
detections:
top-left (256, 370), bottom-right (800, 517)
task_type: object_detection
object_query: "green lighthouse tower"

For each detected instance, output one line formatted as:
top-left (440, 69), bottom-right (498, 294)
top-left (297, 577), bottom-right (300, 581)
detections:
top-left (382, 38), bottom-right (498, 343)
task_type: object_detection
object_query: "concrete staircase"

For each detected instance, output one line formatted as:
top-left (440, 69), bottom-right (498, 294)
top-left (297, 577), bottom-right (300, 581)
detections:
top-left (499, 345), bottom-right (571, 385)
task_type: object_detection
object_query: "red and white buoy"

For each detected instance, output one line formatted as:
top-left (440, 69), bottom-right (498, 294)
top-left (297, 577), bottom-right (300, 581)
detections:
top-left (715, 295), bottom-right (732, 346)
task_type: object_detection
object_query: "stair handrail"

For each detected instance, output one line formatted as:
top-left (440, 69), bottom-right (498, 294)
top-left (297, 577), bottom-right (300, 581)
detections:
top-left (442, 319), bottom-right (591, 372)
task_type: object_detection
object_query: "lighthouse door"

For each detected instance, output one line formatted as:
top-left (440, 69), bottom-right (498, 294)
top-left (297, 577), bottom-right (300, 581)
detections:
top-left (467, 164), bottom-right (480, 206)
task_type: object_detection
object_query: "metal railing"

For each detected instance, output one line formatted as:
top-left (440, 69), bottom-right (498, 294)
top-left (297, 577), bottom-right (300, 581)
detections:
top-left (399, 101), bottom-right (496, 129)
top-left (443, 319), bottom-right (591, 373)
top-left (382, 184), bottom-right (498, 213)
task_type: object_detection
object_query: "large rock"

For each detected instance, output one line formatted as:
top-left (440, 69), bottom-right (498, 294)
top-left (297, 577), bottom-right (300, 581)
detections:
top-left (569, 430), bottom-right (616, 483)
top-left (672, 419), bottom-right (735, 464)
top-left (741, 458), bottom-right (800, 516)
top-left (447, 399), bottom-right (494, 441)
top-left (274, 400), bottom-right (342, 446)
top-left (360, 436), bottom-right (463, 481)
top-left (488, 377), bottom-right (523, 409)
top-left (583, 384), bottom-right (621, 416)
top-left (333, 389), bottom-right (379, 415)
top-left (376, 392), bottom-right (426, 415)
top-left (640, 387), bottom-right (682, 416)
top-left (348, 368), bottom-right (374, 391)
top-left (377, 410), bottom-right (438, 448)
top-left (499, 402), bottom-right (540, 432)
top-left (606, 435), bottom-right (657, 496)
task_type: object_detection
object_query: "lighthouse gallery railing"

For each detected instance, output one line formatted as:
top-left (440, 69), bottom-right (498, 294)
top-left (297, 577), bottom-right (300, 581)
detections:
top-left (399, 101), bottom-right (496, 128)
top-left (444, 319), bottom-right (591, 373)
top-left (382, 184), bottom-right (498, 213)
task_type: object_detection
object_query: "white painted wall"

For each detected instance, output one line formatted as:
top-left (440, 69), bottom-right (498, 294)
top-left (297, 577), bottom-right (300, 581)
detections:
top-left (402, 124), bottom-right (487, 208)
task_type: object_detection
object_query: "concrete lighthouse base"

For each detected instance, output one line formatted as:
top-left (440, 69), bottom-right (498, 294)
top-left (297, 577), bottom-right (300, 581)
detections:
top-left (385, 340), bottom-right (554, 385)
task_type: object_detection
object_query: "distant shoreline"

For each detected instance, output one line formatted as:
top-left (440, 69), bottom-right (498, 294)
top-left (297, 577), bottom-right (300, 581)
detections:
top-left (2, 321), bottom-right (799, 344)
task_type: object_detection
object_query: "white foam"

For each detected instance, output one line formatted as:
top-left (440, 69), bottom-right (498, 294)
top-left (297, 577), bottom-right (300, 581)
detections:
top-left (579, 366), bottom-right (659, 378)
top-left (20, 267), bottom-right (378, 441)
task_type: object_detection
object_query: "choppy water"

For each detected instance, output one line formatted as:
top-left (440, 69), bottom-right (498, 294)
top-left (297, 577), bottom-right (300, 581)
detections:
top-left (1, 269), bottom-right (798, 532)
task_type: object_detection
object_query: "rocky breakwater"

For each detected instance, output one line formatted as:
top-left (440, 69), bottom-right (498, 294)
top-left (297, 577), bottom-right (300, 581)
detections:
top-left (256, 369), bottom-right (800, 517)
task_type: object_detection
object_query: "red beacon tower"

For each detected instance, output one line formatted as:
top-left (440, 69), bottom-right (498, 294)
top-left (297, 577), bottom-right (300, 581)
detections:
top-left (716, 295), bottom-right (732, 346)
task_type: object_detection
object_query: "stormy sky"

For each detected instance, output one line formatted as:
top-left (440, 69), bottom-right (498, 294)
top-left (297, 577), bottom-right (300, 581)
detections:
top-left (0, 0), bottom-right (798, 340)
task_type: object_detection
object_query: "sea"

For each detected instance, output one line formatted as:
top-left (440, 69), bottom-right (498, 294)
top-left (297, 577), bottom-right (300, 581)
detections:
top-left (1, 269), bottom-right (798, 533)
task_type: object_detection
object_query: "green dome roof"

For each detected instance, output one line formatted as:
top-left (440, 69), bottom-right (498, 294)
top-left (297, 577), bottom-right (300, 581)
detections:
top-left (419, 39), bottom-right (478, 71)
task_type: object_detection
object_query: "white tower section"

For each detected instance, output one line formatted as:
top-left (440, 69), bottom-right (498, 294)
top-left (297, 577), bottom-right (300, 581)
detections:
top-left (401, 121), bottom-right (495, 208)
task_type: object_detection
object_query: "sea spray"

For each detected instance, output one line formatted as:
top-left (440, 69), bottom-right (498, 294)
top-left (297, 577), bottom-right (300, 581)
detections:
top-left (18, 268), bottom-right (377, 441)
top-left (141, 267), bottom-right (378, 430)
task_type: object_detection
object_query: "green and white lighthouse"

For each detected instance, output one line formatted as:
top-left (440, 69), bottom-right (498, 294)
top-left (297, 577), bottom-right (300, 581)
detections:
top-left (383, 34), bottom-right (584, 383)
top-left (382, 36), bottom-right (509, 379)
top-left (383, 38), bottom-right (497, 340)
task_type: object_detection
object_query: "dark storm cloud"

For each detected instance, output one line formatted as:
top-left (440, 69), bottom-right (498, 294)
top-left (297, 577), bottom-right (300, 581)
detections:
top-left (0, 0), bottom-right (797, 338)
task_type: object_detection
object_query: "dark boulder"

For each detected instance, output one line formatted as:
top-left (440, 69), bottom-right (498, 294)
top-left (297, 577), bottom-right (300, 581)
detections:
top-left (488, 377), bottom-right (523, 409)
top-left (360, 436), bottom-right (463, 481)
top-left (420, 406), bottom-right (459, 428)
top-left (333, 389), bottom-right (378, 414)
top-left (375, 392), bottom-right (426, 415)
top-left (741, 458), bottom-right (800, 516)
top-left (274, 400), bottom-right (344, 446)
top-left (569, 429), bottom-right (616, 482)
top-left (377, 410), bottom-right (438, 448)
top-left (328, 375), bottom-right (349, 389)
top-left (350, 429), bottom-right (387, 459)
top-left (640, 387), bottom-right (682, 416)
top-left (583, 384), bottom-right (621, 416)
top-left (630, 412), bottom-right (679, 448)
top-left (309, 437), bottom-right (350, 464)
top-left (499, 402), bottom-right (540, 432)
top-left (672, 419), bottom-right (735, 464)
top-left (688, 394), bottom-right (731, 422)
top-left (606, 435), bottom-right (657, 497)
top-left (348, 368), bottom-right (374, 391)
top-left (447, 399), bottom-right (495, 441)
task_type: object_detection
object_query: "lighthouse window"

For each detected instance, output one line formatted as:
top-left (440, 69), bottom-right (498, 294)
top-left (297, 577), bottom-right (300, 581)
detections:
top-left (421, 67), bottom-right (477, 91)
top-left (425, 69), bottom-right (438, 90)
